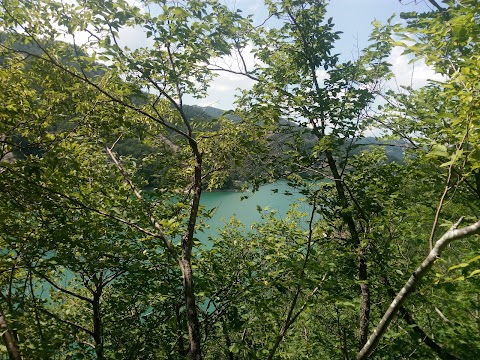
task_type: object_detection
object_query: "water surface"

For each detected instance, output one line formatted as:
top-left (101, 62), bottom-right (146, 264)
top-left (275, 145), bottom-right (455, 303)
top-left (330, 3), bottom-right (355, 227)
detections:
top-left (198, 181), bottom-right (309, 241)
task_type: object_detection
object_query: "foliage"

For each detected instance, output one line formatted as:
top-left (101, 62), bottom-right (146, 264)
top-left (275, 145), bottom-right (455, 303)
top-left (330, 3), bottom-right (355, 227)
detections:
top-left (0, 0), bottom-right (480, 359)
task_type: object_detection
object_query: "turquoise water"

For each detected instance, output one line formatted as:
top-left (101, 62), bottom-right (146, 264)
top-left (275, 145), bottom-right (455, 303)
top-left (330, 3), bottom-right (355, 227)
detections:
top-left (197, 181), bottom-right (309, 241)
top-left (38, 183), bottom-right (308, 301)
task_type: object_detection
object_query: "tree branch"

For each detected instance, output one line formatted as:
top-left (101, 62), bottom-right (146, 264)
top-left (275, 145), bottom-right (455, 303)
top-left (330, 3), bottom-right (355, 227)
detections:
top-left (30, 269), bottom-right (93, 304)
top-left (266, 200), bottom-right (318, 360)
top-left (39, 307), bottom-right (94, 337)
top-left (3, 167), bottom-right (167, 247)
top-left (104, 146), bottom-right (178, 258)
top-left (426, 0), bottom-right (446, 12)
top-left (357, 217), bottom-right (480, 359)
top-left (428, 129), bottom-right (468, 250)
top-left (382, 276), bottom-right (459, 359)
top-left (0, 304), bottom-right (22, 360)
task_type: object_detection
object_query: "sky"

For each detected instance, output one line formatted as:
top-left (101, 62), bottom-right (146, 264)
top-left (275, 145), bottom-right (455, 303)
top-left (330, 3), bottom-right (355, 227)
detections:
top-left (69, 0), bottom-right (443, 111)
top-left (180, 0), bottom-right (444, 110)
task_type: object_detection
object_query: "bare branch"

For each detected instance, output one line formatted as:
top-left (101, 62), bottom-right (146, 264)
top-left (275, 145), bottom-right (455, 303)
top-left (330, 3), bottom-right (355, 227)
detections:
top-left (428, 128), bottom-right (469, 250)
top-left (32, 270), bottom-right (93, 304)
top-left (266, 199), bottom-right (319, 360)
top-left (104, 146), bottom-right (178, 258)
top-left (358, 217), bottom-right (480, 360)
top-left (40, 307), bottom-right (94, 337)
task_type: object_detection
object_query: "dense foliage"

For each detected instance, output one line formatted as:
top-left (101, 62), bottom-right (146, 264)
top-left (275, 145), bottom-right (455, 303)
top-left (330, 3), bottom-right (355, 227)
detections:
top-left (0, 0), bottom-right (479, 359)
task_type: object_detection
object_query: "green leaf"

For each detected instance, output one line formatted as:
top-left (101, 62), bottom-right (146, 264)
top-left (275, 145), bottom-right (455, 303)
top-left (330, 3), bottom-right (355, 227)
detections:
top-left (427, 144), bottom-right (449, 159)
top-left (448, 263), bottom-right (469, 271)
top-left (468, 269), bottom-right (480, 278)
top-left (229, 343), bottom-right (240, 354)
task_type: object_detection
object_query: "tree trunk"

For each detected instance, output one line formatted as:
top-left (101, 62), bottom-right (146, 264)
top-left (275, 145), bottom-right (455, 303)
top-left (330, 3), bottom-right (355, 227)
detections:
top-left (175, 302), bottom-right (188, 356)
top-left (222, 322), bottom-right (235, 360)
top-left (105, 126), bottom-right (204, 360)
top-left (0, 305), bottom-right (22, 360)
top-left (92, 287), bottom-right (104, 360)
top-left (180, 147), bottom-right (203, 360)
top-left (180, 258), bottom-right (202, 360)
top-left (324, 150), bottom-right (370, 347)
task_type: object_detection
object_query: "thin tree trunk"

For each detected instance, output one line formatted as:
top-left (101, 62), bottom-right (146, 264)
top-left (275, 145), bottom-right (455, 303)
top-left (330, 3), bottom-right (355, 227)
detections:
top-left (286, 5), bottom-right (372, 346)
top-left (325, 151), bottom-right (370, 347)
top-left (175, 302), bottom-right (188, 356)
top-left (357, 250), bottom-right (370, 348)
top-left (222, 322), bottom-right (235, 360)
top-left (92, 286), bottom-right (104, 360)
top-left (180, 258), bottom-right (202, 360)
top-left (180, 147), bottom-right (203, 360)
top-left (336, 308), bottom-right (350, 360)
top-left (265, 202), bottom-right (319, 360)
top-left (106, 142), bottom-right (204, 360)
top-left (0, 305), bottom-right (22, 360)
top-left (382, 277), bottom-right (459, 360)
top-left (358, 218), bottom-right (480, 359)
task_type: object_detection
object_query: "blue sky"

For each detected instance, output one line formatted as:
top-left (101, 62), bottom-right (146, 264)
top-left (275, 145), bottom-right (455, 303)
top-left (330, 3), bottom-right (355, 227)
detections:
top-left (244, 0), bottom-right (430, 59)
top-left (67, 1), bottom-right (443, 109)
top-left (326, 0), bottom-right (429, 58)
top-left (182, 0), bottom-right (440, 109)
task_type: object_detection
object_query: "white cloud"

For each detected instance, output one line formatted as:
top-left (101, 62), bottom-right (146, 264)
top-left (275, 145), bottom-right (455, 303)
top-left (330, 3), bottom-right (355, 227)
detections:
top-left (184, 69), bottom-right (256, 110)
top-left (116, 26), bottom-right (154, 50)
top-left (184, 43), bottom-right (258, 110)
top-left (315, 69), bottom-right (329, 84)
top-left (388, 46), bottom-right (446, 90)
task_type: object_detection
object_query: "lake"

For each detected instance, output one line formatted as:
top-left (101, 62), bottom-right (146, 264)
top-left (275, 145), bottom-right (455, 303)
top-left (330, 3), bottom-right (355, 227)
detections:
top-left (198, 181), bottom-right (311, 242)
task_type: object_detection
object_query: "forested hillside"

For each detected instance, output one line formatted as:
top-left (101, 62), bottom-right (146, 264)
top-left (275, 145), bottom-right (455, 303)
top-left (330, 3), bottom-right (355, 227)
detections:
top-left (1, 1), bottom-right (479, 359)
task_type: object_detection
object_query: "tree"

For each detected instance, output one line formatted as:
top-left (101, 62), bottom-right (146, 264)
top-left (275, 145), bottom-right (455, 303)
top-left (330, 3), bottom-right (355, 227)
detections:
top-left (224, 0), bottom-right (394, 355)
top-left (0, 0), bottom-right (255, 358)
top-left (1, 0), bottom-right (480, 359)
top-left (221, 0), bottom-right (480, 358)
top-left (358, 0), bottom-right (480, 357)
top-left (0, 52), bottom-right (172, 358)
